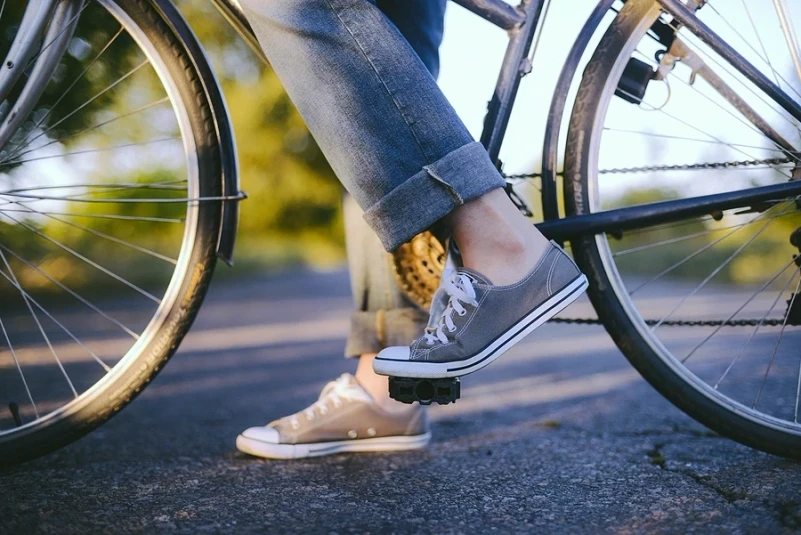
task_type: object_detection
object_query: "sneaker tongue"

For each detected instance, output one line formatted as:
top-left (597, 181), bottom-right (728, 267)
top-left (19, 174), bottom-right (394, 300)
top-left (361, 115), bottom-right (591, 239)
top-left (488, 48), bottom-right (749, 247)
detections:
top-left (319, 373), bottom-right (362, 400)
top-left (457, 267), bottom-right (493, 286)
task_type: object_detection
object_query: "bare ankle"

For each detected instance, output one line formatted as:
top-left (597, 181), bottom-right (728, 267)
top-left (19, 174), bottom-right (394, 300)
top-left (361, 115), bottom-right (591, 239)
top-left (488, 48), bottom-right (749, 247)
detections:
top-left (354, 354), bottom-right (394, 406)
top-left (446, 190), bottom-right (550, 284)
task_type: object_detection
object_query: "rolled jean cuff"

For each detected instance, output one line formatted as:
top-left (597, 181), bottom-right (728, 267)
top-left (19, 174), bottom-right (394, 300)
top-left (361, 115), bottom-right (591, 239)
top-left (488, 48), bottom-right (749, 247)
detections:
top-left (345, 308), bottom-right (428, 358)
top-left (363, 141), bottom-right (506, 252)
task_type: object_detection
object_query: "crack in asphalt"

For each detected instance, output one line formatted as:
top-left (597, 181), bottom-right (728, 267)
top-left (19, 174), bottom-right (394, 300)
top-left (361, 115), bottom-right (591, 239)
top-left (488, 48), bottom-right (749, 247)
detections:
top-left (640, 437), bottom-right (801, 529)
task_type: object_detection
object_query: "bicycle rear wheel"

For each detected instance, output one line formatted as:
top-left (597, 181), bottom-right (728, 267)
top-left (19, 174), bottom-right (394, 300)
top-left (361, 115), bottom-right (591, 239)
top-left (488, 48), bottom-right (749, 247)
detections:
top-left (0, 0), bottom-right (228, 465)
top-left (567, 0), bottom-right (801, 458)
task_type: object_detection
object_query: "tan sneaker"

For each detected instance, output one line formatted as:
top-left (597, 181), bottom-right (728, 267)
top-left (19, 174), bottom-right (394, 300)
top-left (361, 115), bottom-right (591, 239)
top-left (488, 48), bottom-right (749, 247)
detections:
top-left (236, 374), bottom-right (430, 459)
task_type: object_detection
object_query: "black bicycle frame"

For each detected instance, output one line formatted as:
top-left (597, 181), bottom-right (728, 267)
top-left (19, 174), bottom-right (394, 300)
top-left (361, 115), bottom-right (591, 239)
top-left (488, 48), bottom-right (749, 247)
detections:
top-left (210, 0), bottom-right (801, 242)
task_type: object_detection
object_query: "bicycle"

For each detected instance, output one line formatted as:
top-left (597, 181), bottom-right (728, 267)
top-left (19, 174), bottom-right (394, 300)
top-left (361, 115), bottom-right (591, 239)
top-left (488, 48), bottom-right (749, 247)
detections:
top-left (1, 0), bottom-right (801, 466)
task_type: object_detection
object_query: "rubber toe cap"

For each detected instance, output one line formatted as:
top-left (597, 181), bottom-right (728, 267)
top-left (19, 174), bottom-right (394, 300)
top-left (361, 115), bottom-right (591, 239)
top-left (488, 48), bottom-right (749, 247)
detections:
top-left (240, 426), bottom-right (280, 444)
top-left (376, 346), bottom-right (411, 362)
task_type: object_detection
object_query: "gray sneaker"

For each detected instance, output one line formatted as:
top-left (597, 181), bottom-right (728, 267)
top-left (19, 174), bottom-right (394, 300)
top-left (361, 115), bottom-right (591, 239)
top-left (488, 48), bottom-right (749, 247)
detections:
top-left (236, 374), bottom-right (430, 459)
top-left (373, 242), bottom-right (587, 379)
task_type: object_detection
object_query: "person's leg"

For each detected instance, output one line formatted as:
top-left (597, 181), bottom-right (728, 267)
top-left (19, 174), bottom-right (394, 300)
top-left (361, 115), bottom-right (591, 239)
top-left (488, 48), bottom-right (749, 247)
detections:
top-left (343, 195), bottom-right (427, 409)
top-left (237, 0), bottom-right (445, 459)
top-left (345, 0), bottom-right (446, 406)
top-left (238, 0), bottom-right (526, 255)
top-left (238, 0), bottom-right (584, 386)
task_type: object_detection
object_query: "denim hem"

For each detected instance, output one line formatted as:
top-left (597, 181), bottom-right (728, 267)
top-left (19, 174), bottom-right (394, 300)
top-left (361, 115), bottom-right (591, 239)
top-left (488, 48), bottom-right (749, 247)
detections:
top-left (363, 141), bottom-right (506, 252)
top-left (344, 308), bottom-right (428, 358)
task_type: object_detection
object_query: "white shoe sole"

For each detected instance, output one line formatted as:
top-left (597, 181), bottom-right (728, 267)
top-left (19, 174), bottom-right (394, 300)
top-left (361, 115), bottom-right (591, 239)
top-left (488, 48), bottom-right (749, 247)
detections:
top-left (374, 275), bottom-right (589, 379)
top-left (235, 432), bottom-right (432, 460)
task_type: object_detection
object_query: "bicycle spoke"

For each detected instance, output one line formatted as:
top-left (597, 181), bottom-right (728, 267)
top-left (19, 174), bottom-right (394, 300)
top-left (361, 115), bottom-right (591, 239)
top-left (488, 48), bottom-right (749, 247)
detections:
top-left (647, 14), bottom-right (801, 121)
top-left (616, 86), bottom-right (797, 177)
top-left (0, 212), bottom-right (161, 303)
top-left (0, 242), bottom-right (139, 340)
top-left (0, 208), bottom-right (184, 223)
top-left (3, 57), bottom-right (153, 162)
top-left (670, 71), bottom-right (800, 154)
top-left (710, 0), bottom-right (801, 116)
top-left (613, 210), bottom-right (794, 258)
top-left (0, 250), bottom-right (77, 398)
top-left (683, 256), bottom-right (799, 363)
top-left (630, 41), bottom-right (801, 161)
top-left (16, 25), bottom-right (127, 152)
top-left (10, 199), bottom-right (177, 264)
top-left (715, 261), bottom-right (800, 388)
top-left (753, 273), bottom-right (801, 409)
top-left (19, 1), bottom-right (93, 75)
top-left (603, 127), bottom-right (788, 152)
top-left (772, 0), bottom-right (801, 91)
top-left (5, 96), bottom-right (170, 165)
top-left (0, 137), bottom-right (181, 169)
top-left (625, 214), bottom-right (716, 238)
top-left (0, 192), bottom-right (232, 204)
top-left (653, 106), bottom-right (796, 177)
top-left (795, 331), bottom-right (801, 422)
top-left (0, 179), bottom-right (189, 211)
top-left (629, 200), bottom-right (794, 295)
top-left (0, 266), bottom-right (112, 372)
top-left (0, 178), bottom-right (187, 194)
top-left (737, 0), bottom-right (799, 139)
top-left (0, 314), bottom-right (38, 420)
top-left (651, 206), bottom-right (788, 330)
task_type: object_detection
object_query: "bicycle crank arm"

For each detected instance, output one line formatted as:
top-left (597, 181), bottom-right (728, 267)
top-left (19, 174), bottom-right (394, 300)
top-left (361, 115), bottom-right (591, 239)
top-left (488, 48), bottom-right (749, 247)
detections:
top-left (537, 179), bottom-right (801, 242)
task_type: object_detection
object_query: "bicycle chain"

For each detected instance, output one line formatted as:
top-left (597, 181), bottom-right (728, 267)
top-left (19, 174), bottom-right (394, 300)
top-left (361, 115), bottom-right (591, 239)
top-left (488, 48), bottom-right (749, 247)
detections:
top-left (504, 156), bottom-right (795, 180)
top-left (599, 157), bottom-right (794, 175)
top-left (504, 157), bottom-right (797, 327)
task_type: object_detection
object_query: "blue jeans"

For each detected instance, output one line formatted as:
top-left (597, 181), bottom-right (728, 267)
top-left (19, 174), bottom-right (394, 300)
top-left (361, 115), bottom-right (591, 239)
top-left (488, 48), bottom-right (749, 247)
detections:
top-left (241, 0), bottom-right (507, 252)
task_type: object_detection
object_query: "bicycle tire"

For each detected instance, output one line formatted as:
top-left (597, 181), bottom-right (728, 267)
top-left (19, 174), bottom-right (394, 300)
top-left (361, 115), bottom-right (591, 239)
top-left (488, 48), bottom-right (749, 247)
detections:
top-left (565, 0), bottom-right (801, 459)
top-left (0, 0), bottom-right (224, 466)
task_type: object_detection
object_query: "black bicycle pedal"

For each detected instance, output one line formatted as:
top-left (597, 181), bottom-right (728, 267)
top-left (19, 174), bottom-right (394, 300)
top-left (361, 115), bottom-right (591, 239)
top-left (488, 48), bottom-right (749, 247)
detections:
top-left (388, 376), bottom-right (460, 405)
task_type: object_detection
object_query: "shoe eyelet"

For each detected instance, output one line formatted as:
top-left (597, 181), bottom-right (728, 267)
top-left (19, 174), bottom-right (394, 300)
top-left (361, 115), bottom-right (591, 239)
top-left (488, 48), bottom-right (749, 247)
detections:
top-left (449, 326), bottom-right (457, 333)
top-left (367, 427), bottom-right (376, 437)
top-left (320, 407), bottom-right (328, 415)
top-left (348, 430), bottom-right (358, 439)
top-left (457, 310), bottom-right (466, 317)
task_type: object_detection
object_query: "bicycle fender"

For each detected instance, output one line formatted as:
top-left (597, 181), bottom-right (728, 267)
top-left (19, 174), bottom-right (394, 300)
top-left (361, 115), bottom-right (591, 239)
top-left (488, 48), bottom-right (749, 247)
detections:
top-left (148, 0), bottom-right (242, 266)
top-left (541, 0), bottom-right (616, 225)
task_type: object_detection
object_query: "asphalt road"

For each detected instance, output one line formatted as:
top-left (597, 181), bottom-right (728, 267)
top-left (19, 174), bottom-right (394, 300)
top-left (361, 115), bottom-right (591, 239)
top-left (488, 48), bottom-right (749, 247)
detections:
top-left (3, 268), bottom-right (801, 534)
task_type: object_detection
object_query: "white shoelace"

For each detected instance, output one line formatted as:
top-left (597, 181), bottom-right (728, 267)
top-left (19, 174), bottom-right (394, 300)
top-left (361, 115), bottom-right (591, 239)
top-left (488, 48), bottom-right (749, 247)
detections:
top-left (423, 269), bottom-right (479, 346)
top-left (289, 374), bottom-right (368, 428)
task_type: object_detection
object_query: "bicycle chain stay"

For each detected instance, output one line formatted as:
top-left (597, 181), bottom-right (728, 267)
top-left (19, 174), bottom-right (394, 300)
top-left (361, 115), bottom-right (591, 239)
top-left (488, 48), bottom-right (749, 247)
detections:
top-left (503, 156), bottom-right (799, 327)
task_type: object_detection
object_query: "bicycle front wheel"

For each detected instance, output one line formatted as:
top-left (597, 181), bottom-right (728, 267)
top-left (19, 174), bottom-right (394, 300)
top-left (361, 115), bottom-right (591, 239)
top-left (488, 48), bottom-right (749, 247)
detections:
top-left (567, 0), bottom-right (801, 458)
top-left (0, 0), bottom-right (227, 465)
